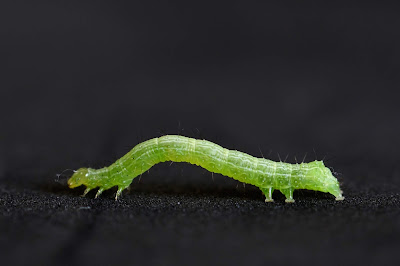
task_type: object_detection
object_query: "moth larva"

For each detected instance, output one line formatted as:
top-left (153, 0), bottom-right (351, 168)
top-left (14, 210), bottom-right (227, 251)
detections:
top-left (68, 135), bottom-right (344, 202)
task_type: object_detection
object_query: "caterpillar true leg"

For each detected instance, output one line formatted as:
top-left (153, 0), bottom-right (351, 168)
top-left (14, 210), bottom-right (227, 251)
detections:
top-left (95, 188), bottom-right (105, 198)
top-left (115, 187), bottom-right (124, 201)
top-left (260, 187), bottom-right (274, 202)
top-left (280, 188), bottom-right (295, 203)
top-left (82, 187), bottom-right (92, 197)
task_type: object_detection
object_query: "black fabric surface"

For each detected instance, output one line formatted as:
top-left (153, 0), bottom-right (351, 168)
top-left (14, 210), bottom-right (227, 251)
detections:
top-left (1, 172), bottom-right (399, 266)
top-left (2, 1), bottom-right (400, 265)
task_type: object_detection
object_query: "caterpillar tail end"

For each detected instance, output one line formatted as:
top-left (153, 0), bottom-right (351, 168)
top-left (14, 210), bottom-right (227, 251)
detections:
top-left (327, 184), bottom-right (344, 201)
top-left (335, 190), bottom-right (345, 201)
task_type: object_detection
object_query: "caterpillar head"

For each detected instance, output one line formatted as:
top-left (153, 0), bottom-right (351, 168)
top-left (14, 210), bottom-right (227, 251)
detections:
top-left (68, 168), bottom-right (89, 188)
top-left (305, 161), bottom-right (344, 201)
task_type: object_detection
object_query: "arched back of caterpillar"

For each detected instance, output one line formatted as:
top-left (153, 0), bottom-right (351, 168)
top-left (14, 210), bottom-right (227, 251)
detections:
top-left (68, 135), bottom-right (344, 202)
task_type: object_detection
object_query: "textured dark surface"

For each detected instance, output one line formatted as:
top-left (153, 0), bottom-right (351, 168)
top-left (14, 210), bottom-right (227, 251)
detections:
top-left (1, 164), bottom-right (399, 266)
top-left (2, 1), bottom-right (400, 265)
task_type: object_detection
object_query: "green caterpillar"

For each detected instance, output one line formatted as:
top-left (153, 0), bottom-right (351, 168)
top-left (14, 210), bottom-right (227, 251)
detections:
top-left (68, 135), bottom-right (344, 202)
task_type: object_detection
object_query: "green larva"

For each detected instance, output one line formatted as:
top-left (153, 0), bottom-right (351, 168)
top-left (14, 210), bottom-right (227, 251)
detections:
top-left (68, 135), bottom-right (344, 202)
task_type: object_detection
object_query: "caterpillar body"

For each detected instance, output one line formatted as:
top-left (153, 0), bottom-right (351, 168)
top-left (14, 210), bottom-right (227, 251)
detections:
top-left (68, 135), bottom-right (344, 202)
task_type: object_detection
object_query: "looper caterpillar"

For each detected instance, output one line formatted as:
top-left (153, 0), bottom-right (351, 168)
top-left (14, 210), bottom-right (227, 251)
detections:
top-left (68, 135), bottom-right (344, 202)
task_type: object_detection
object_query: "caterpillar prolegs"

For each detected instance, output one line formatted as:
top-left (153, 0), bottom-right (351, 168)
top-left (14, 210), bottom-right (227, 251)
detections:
top-left (68, 135), bottom-right (344, 202)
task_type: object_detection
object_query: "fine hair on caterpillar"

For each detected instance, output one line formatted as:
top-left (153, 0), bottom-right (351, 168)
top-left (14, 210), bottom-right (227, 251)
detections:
top-left (55, 169), bottom-right (76, 185)
top-left (67, 135), bottom-right (344, 202)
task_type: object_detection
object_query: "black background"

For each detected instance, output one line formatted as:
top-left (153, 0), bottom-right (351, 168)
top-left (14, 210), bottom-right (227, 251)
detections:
top-left (1, 1), bottom-right (400, 265)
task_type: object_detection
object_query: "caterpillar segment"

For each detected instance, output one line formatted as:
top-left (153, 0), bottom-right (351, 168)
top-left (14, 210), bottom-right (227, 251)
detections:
top-left (68, 135), bottom-right (344, 202)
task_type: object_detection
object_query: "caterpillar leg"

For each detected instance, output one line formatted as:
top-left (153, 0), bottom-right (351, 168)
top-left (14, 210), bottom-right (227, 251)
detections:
top-left (81, 187), bottom-right (92, 197)
top-left (95, 188), bottom-right (105, 199)
top-left (115, 183), bottom-right (132, 200)
top-left (280, 188), bottom-right (295, 203)
top-left (260, 187), bottom-right (274, 202)
top-left (115, 187), bottom-right (124, 201)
